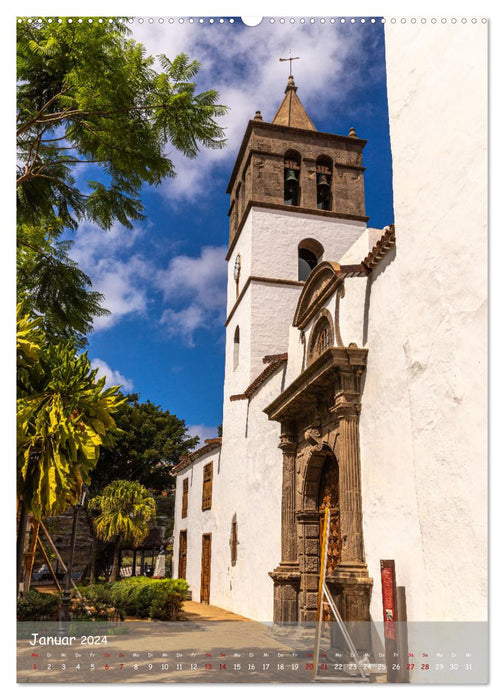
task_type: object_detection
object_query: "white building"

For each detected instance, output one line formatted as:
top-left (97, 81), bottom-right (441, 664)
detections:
top-left (172, 21), bottom-right (487, 635)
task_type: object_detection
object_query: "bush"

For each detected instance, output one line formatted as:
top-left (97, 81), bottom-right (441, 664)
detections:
top-left (70, 583), bottom-right (122, 621)
top-left (77, 577), bottom-right (188, 621)
top-left (17, 589), bottom-right (60, 621)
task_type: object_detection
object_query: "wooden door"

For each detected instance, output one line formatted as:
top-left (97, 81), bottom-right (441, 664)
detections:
top-left (178, 530), bottom-right (187, 579)
top-left (200, 533), bottom-right (212, 604)
top-left (318, 454), bottom-right (341, 621)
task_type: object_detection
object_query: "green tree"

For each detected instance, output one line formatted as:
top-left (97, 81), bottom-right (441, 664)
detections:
top-left (17, 17), bottom-right (227, 343)
top-left (90, 394), bottom-right (198, 493)
top-left (17, 224), bottom-right (108, 348)
top-left (89, 480), bottom-right (156, 582)
top-left (17, 18), bottom-right (226, 229)
top-left (17, 307), bottom-right (123, 520)
top-left (16, 305), bottom-right (123, 587)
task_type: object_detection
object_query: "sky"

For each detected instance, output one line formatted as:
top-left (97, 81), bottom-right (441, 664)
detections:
top-left (63, 17), bottom-right (394, 445)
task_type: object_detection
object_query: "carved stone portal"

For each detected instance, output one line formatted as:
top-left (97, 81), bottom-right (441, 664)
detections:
top-left (266, 346), bottom-right (372, 634)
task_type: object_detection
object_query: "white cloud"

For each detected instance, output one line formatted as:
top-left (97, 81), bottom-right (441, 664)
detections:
top-left (71, 220), bottom-right (147, 270)
top-left (187, 424), bottom-right (220, 448)
top-left (69, 224), bottom-right (227, 342)
top-left (157, 244), bottom-right (227, 344)
top-left (70, 221), bottom-right (153, 330)
top-left (91, 358), bottom-right (134, 391)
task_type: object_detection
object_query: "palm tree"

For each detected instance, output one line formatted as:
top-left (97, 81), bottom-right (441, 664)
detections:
top-left (89, 480), bottom-right (156, 582)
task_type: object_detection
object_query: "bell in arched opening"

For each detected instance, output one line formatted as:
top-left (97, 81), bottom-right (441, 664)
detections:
top-left (284, 167), bottom-right (300, 206)
top-left (317, 172), bottom-right (332, 210)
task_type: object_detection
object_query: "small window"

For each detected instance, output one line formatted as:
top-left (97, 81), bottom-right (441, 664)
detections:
top-left (233, 326), bottom-right (240, 370)
top-left (308, 315), bottom-right (334, 364)
top-left (182, 478), bottom-right (189, 518)
top-left (298, 248), bottom-right (318, 281)
top-left (230, 515), bottom-right (238, 566)
top-left (298, 238), bottom-right (324, 281)
top-left (202, 462), bottom-right (213, 511)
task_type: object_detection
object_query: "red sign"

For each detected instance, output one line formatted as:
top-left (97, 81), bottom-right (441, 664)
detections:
top-left (381, 559), bottom-right (397, 640)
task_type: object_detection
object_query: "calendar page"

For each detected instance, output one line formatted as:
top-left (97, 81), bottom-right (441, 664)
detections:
top-left (16, 13), bottom-right (488, 686)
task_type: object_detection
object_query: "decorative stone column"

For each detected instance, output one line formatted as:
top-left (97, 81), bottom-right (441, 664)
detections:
top-left (331, 386), bottom-right (373, 651)
top-left (269, 420), bottom-right (301, 624)
top-left (296, 510), bottom-right (321, 622)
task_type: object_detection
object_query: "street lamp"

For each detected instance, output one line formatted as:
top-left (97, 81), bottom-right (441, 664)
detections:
top-left (61, 485), bottom-right (88, 623)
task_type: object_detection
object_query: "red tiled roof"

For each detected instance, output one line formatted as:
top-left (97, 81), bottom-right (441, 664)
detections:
top-left (335, 225), bottom-right (396, 279)
top-left (171, 437), bottom-right (222, 474)
top-left (361, 224), bottom-right (396, 271)
top-left (230, 353), bottom-right (288, 402)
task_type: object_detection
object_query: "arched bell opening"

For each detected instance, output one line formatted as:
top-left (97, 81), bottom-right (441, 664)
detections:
top-left (316, 155), bottom-right (333, 211)
top-left (284, 149), bottom-right (301, 206)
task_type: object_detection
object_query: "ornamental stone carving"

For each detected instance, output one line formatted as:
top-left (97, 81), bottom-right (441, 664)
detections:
top-left (265, 346), bottom-right (372, 630)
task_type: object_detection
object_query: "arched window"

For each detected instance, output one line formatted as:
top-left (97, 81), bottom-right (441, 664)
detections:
top-left (308, 314), bottom-right (334, 364)
top-left (298, 248), bottom-right (318, 281)
top-left (316, 156), bottom-right (332, 211)
top-left (284, 150), bottom-right (301, 206)
top-left (233, 326), bottom-right (240, 370)
top-left (298, 238), bottom-right (324, 281)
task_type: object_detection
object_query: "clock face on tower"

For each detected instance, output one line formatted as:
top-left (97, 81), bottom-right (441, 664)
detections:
top-left (233, 254), bottom-right (241, 282)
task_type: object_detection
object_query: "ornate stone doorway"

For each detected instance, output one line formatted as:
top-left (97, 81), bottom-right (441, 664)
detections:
top-left (266, 345), bottom-right (373, 630)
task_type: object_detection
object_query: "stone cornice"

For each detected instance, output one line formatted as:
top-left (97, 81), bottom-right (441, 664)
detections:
top-left (264, 346), bottom-right (367, 422)
top-left (293, 261), bottom-right (343, 330)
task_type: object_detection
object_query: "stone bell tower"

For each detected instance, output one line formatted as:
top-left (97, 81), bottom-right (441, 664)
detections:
top-left (222, 75), bottom-right (369, 427)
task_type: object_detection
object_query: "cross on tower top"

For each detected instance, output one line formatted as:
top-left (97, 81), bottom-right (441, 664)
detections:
top-left (279, 50), bottom-right (300, 76)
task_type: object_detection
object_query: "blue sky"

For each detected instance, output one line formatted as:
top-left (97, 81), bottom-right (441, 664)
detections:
top-left (65, 17), bottom-right (393, 445)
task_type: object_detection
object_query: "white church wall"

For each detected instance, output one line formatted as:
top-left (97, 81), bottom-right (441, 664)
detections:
top-left (226, 207), bottom-right (367, 383)
top-left (250, 207), bottom-right (367, 279)
top-left (285, 324), bottom-right (305, 385)
top-left (347, 253), bottom-right (428, 623)
top-left (226, 215), bottom-right (253, 317)
top-left (208, 371), bottom-right (285, 621)
top-left (250, 281), bottom-right (300, 378)
top-left (174, 368), bottom-right (284, 619)
top-left (223, 291), bottom-right (252, 398)
top-left (381, 20), bottom-right (487, 622)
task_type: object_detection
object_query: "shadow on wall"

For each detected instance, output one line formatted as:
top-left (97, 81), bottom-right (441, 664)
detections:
top-left (362, 245), bottom-right (397, 346)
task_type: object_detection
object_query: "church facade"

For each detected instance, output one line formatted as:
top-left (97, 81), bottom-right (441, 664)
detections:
top-left (171, 22), bottom-right (487, 631)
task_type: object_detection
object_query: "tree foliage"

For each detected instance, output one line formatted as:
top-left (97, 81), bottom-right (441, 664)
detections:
top-left (89, 480), bottom-right (157, 581)
top-left (17, 18), bottom-right (227, 232)
top-left (17, 225), bottom-right (108, 348)
top-left (90, 480), bottom-right (156, 546)
top-left (90, 393), bottom-right (198, 493)
top-left (16, 17), bottom-right (227, 343)
top-left (17, 305), bottom-right (123, 519)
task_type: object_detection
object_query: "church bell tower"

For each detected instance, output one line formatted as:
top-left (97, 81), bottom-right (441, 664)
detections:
top-left (223, 73), bottom-right (369, 405)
